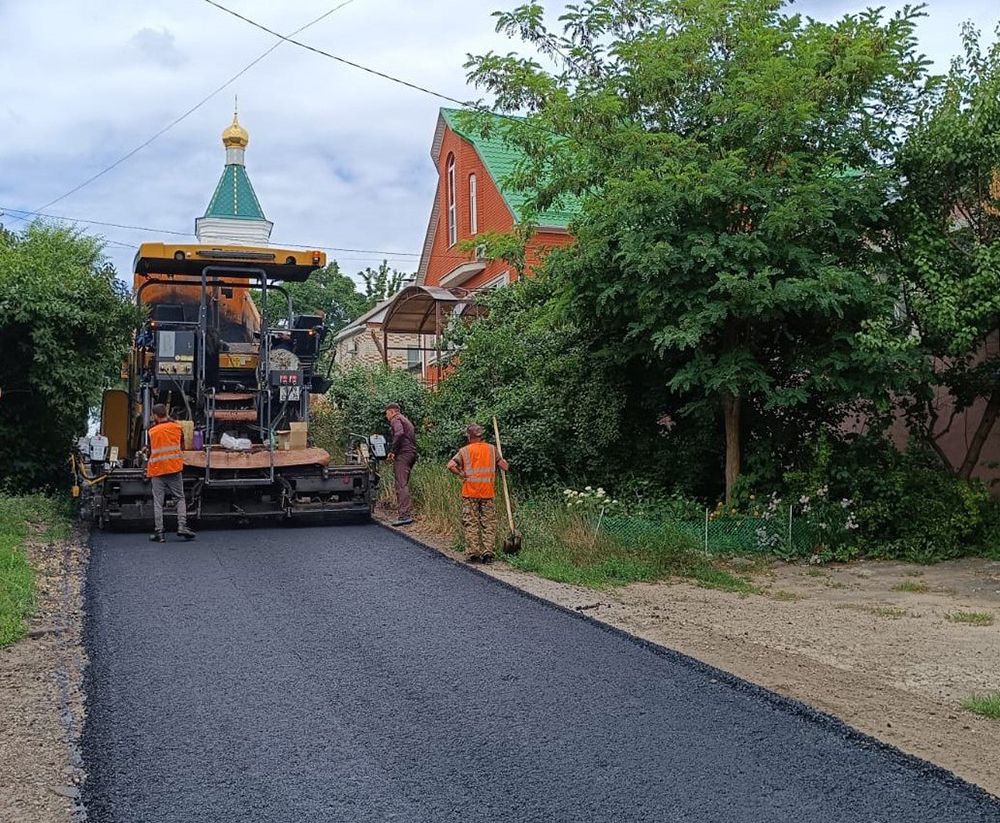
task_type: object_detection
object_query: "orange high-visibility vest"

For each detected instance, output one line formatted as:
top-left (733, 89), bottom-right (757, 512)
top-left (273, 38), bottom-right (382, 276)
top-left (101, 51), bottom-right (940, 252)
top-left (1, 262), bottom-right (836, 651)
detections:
top-left (146, 421), bottom-right (184, 477)
top-left (461, 442), bottom-right (497, 499)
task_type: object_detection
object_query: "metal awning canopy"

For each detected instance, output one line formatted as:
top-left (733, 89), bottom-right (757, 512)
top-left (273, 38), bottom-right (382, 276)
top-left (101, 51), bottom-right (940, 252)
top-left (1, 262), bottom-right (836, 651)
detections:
top-left (380, 285), bottom-right (475, 335)
top-left (378, 285), bottom-right (482, 368)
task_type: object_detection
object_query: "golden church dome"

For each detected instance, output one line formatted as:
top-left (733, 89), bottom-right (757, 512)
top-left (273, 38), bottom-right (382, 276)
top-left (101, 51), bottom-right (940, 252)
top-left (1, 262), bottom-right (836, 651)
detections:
top-left (222, 113), bottom-right (249, 149)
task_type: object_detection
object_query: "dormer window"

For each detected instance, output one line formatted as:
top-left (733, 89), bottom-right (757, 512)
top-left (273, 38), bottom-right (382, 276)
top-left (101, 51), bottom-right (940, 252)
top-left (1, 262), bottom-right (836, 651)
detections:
top-left (469, 174), bottom-right (478, 235)
top-left (446, 153), bottom-right (457, 246)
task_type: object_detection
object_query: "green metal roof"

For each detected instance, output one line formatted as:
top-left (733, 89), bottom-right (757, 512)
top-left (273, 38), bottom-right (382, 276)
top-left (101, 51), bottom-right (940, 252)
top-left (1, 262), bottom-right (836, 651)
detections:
top-left (440, 108), bottom-right (578, 229)
top-left (203, 163), bottom-right (266, 221)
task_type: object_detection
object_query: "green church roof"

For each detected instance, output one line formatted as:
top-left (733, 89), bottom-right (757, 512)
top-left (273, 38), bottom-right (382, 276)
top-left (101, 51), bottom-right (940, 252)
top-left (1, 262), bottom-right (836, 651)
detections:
top-left (203, 163), bottom-right (267, 221)
top-left (440, 108), bottom-right (579, 229)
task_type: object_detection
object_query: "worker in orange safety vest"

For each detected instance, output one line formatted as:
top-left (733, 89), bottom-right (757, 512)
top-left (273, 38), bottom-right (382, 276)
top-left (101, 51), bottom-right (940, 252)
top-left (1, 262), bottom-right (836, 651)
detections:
top-left (446, 423), bottom-right (509, 562)
top-left (146, 403), bottom-right (196, 543)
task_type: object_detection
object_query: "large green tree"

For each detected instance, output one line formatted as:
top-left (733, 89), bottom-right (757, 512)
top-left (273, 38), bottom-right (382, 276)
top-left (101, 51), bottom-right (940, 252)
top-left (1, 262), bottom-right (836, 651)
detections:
top-left (885, 25), bottom-right (1000, 478)
top-left (435, 277), bottom-right (626, 481)
top-left (359, 261), bottom-right (410, 303)
top-left (466, 0), bottom-right (930, 500)
top-left (0, 223), bottom-right (135, 490)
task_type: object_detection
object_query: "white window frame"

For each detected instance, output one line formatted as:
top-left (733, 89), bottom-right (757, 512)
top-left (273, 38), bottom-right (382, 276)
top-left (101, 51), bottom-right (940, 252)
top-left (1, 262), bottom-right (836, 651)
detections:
top-left (446, 153), bottom-right (457, 246)
top-left (478, 271), bottom-right (510, 291)
top-left (469, 173), bottom-right (478, 235)
top-left (406, 345), bottom-right (422, 371)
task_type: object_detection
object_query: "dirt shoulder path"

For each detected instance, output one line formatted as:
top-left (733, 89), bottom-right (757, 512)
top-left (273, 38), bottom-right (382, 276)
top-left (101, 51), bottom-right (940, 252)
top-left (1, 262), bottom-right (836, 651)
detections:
top-left (385, 517), bottom-right (1000, 797)
top-left (0, 527), bottom-right (88, 823)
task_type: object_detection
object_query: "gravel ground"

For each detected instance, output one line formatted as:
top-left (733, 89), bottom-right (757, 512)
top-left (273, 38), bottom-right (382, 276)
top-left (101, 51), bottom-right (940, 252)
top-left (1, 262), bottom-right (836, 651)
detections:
top-left (83, 524), bottom-right (1000, 823)
top-left (0, 528), bottom-right (87, 823)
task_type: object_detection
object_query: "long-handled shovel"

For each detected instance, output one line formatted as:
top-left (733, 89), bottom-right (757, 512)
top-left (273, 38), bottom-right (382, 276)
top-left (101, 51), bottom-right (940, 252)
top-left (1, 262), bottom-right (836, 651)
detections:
top-left (492, 416), bottom-right (522, 555)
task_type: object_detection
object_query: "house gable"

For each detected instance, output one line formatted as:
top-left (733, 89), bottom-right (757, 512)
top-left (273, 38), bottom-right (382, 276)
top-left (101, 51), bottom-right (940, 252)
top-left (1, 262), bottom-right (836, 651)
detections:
top-left (418, 114), bottom-right (516, 289)
top-left (416, 109), bottom-right (578, 291)
top-left (439, 108), bottom-right (577, 230)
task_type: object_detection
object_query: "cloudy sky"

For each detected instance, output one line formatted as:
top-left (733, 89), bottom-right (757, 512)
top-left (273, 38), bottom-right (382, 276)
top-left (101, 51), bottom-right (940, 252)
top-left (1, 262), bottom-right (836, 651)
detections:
top-left (1, 0), bottom-right (998, 285)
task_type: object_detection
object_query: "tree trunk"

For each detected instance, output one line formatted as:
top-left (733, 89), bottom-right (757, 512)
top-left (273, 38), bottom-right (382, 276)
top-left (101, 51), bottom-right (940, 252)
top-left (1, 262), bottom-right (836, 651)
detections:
top-left (957, 388), bottom-right (1000, 480)
top-left (723, 391), bottom-right (741, 504)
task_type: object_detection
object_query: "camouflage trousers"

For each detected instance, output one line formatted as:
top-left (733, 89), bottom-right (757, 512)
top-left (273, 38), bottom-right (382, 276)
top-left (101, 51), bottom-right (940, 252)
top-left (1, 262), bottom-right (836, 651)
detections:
top-left (462, 497), bottom-right (496, 559)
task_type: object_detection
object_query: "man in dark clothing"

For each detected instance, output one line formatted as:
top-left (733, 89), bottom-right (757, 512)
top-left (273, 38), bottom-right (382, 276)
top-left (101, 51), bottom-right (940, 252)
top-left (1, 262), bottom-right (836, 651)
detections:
top-left (385, 402), bottom-right (417, 526)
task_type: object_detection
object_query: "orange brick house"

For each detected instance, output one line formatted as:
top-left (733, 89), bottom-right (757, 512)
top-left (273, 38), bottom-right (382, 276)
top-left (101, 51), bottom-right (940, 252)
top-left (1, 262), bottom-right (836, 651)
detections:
top-left (336, 108), bottom-right (578, 381)
top-left (415, 108), bottom-right (575, 291)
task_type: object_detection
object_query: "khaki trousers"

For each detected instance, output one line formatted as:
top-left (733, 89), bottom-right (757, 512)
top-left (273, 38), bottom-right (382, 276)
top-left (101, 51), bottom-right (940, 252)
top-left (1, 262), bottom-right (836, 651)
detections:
top-left (462, 497), bottom-right (496, 559)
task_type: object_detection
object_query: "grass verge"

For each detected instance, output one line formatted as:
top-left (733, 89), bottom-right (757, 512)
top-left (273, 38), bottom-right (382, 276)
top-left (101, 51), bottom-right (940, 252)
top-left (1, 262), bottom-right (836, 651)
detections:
top-left (962, 691), bottom-right (1000, 720)
top-left (0, 495), bottom-right (71, 648)
top-left (403, 465), bottom-right (762, 592)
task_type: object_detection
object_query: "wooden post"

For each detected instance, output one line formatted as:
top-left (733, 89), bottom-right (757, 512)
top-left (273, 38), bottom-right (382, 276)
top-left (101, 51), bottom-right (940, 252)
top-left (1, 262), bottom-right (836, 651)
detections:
top-left (371, 327), bottom-right (386, 362)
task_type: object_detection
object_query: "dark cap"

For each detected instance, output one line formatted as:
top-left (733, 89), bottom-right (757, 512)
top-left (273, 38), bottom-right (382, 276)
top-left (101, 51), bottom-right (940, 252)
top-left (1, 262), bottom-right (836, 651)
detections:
top-left (385, 402), bottom-right (401, 412)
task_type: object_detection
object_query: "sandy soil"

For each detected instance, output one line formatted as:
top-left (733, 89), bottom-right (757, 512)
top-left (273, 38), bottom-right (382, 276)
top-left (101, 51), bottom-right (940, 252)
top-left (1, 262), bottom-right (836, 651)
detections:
top-left (386, 516), bottom-right (1000, 797)
top-left (0, 527), bottom-right (88, 823)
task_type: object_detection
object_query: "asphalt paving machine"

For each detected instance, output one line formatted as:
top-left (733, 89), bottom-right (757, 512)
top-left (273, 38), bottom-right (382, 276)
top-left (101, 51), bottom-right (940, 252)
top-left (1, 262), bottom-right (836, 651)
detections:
top-left (74, 242), bottom-right (379, 528)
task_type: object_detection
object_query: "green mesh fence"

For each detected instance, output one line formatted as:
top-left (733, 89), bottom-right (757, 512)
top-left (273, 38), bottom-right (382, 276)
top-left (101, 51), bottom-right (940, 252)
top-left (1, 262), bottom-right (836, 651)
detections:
top-left (598, 510), bottom-right (816, 556)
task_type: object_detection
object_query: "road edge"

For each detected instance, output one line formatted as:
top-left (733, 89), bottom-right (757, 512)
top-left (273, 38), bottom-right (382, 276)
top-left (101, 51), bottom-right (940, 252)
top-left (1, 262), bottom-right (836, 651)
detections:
top-left (378, 521), bottom-right (1000, 808)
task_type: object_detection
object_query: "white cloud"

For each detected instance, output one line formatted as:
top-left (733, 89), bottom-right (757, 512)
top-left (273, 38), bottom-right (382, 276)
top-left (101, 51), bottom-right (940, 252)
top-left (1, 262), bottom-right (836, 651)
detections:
top-left (1, 0), bottom-right (998, 282)
top-left (129, 27), bottom-right (188, 69)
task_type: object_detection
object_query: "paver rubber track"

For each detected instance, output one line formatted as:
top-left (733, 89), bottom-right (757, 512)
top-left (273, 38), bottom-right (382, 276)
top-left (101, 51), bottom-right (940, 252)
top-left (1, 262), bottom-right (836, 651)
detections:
top-left (83, 526), bottom-right (1000, 822)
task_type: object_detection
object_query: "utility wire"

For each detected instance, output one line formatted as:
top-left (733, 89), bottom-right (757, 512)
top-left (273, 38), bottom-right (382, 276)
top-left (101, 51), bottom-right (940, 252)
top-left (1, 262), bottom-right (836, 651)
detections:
top-left (32, 0), bottom-right (360, 214)
top-left (0, 208), bottom-right (189, 237)
top-left (201, 0), bottom-right (572, 146)
top-left (0, 205), bottom-right (420, 258)
top-left (201, 0), bottom-right (470, 107)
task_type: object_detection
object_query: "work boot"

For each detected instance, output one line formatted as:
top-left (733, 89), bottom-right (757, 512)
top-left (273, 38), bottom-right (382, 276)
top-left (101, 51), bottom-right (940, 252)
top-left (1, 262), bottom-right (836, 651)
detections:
top-left (177, 527), bottom-right (196, 541)
top-left (392, 517), bottom-right (414, 527)
top-left (149, 531), bottom-right (165, 543)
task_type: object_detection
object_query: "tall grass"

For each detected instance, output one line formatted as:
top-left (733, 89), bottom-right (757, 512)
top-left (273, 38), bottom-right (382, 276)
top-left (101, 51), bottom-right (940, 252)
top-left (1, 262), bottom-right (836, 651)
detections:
top-left (403, 466), bottom-right (757, 591)
top-left (0, 495), bottom-right (70, 647)
top-left (380, 461), bottom-right (464, 542)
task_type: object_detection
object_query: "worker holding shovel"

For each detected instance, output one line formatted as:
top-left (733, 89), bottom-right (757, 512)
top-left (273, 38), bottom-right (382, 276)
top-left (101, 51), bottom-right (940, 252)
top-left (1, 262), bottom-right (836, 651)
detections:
top-left (447, 423), bottom-right (509, 562)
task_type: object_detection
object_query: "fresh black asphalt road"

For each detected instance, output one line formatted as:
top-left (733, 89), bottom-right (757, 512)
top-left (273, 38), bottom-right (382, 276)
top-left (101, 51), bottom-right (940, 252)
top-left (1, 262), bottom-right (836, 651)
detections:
top-left (83, 525), bottom-right (1000, 822)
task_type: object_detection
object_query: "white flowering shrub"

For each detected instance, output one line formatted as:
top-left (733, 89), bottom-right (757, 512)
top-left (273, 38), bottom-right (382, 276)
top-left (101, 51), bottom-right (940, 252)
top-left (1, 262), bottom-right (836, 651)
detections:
top-left (748, 483), bottom-right (860, 558)
top-left (562, 486), bottom-right (621, 513)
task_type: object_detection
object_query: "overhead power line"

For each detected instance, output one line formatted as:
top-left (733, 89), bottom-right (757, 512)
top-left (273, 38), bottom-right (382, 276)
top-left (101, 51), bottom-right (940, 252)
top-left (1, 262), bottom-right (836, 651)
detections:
top-left (200, 0), bottom-right (570, 145)
top-left (201, 0), bottom-right (470, 107)
top-left (32, 0), bottom-right (360, 213)
top-left (0, 206), bottom-right (420, 259)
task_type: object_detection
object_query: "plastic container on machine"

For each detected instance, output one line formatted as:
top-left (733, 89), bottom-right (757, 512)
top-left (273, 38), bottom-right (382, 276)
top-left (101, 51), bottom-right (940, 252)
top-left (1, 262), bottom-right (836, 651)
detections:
top-left (89, 435), bottom-right (109, 462)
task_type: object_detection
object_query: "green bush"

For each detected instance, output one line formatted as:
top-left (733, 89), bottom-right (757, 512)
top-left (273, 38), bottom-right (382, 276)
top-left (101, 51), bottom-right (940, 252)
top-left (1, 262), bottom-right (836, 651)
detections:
top-left (327, 365), bottom-right (433, 448)
top-left (0, 224), bottom-right (135, 491)
top-left (976, 502), bottom-right (1000, 560)
top-left (434, 278), bottom-right (628, 484)
top-left (309, 398), bottom-right (349, 458)
top-left (776, 432), bottom-right (990, 562)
